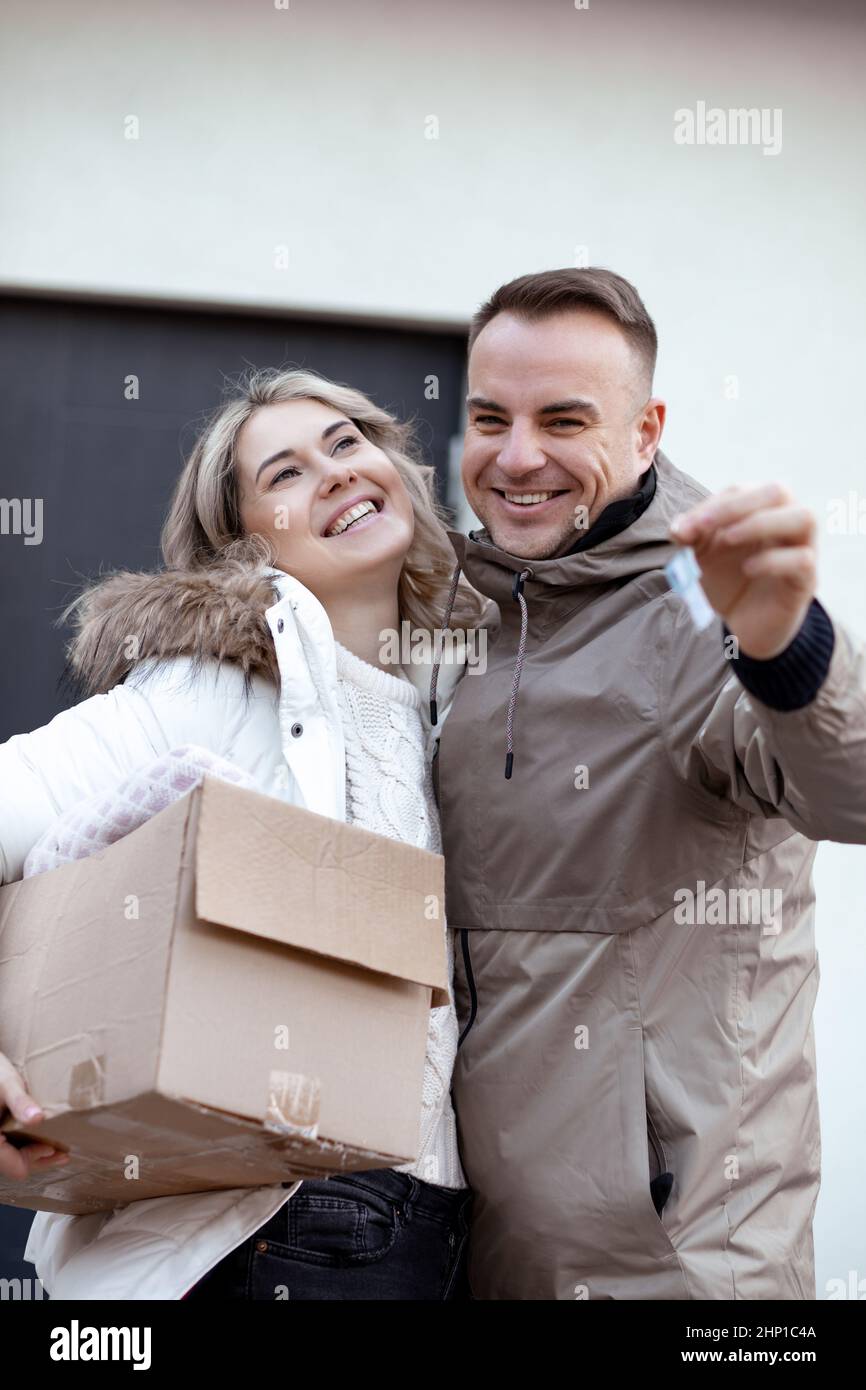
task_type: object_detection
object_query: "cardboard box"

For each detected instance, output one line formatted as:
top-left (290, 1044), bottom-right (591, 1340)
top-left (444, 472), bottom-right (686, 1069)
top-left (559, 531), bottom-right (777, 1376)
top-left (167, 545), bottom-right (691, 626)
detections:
top-left (0, 775), bottom-right (448, 1215)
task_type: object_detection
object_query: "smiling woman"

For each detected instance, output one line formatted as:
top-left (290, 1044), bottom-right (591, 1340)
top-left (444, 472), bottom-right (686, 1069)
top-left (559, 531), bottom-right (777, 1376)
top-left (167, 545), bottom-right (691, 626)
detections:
top-left (0, 363), bottom-right (490, 1300)
top-left (161, 367), bottom-right (485, 653)
top-left (234, 395), bottom-right (416, 644)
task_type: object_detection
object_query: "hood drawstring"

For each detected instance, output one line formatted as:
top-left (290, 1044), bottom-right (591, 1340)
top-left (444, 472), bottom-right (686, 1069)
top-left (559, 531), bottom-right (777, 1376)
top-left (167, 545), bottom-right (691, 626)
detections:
top-left (429, 560), bottom-right (463, 727)
top-left (505, 568), bottom-right (532, 779)
top-left (429, 558), bottom-right (533, 782)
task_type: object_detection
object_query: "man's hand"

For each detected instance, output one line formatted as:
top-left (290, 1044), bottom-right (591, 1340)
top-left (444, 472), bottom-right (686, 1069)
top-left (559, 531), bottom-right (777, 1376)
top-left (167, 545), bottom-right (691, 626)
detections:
top-left (670, 483), bottom-right (817, 659)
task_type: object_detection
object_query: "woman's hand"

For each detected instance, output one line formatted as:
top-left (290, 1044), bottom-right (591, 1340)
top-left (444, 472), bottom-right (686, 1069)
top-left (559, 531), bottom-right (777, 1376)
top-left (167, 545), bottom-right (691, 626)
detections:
top-left (670, 482), bottom-right (817, 659)
top-left (0, 1053), bottom-right (70, 1181)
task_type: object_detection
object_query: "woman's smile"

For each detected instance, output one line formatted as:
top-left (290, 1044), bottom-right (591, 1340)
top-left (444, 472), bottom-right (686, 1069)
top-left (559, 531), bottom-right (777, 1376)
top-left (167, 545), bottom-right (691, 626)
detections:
top-left (322, 495), bottom-right (384, 538)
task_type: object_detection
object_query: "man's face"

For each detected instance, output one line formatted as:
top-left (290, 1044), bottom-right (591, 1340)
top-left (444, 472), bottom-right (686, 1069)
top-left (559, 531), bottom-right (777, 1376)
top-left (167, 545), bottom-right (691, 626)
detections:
top-left (462, 309), bottom-right (664, 560)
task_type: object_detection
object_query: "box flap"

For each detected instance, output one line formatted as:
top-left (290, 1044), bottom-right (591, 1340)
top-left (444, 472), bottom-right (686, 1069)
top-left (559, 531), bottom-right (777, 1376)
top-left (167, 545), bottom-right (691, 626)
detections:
top-left (193, 777), bottom-right (449, 1004)
top-left (0, 1092), bottom-right (413, 1214)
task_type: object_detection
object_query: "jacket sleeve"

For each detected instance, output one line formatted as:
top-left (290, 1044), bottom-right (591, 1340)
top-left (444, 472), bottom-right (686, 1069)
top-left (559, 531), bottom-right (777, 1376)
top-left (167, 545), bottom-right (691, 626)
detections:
top-left (0, 657), bottom-right (244, 885)
top-left (659, 596), bottom-right (866, 844)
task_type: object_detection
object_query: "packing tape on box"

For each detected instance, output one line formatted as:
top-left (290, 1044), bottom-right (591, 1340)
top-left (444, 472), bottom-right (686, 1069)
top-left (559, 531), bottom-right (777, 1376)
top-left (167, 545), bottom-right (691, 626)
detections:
top-left (266, 1070), bottom-right (321, 1139)
top-left (68, 1055), bottom-right (106, 1109)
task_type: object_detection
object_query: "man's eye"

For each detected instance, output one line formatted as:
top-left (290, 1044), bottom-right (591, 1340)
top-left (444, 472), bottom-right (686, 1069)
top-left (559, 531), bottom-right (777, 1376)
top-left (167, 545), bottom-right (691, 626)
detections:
top-left (549, 418), bottom-right (584, 428)
top-left (475, 415), bottom-right (507, 426)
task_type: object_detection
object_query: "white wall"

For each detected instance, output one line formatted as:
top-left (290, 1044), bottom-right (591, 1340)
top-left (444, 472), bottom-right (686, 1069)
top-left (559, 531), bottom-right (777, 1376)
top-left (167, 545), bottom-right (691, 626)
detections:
top-left (2, 0), bottom-right (864, 1295)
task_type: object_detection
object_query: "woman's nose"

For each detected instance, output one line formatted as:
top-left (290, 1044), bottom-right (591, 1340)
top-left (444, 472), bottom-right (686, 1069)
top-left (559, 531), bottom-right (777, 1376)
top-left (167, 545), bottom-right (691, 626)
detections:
top-left (321, 462), bottom-right (357, 493)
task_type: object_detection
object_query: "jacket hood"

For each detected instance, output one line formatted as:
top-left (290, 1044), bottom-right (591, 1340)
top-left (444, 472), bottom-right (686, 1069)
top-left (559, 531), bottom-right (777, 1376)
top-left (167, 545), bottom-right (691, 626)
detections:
top-left (430, 451), bottom-right (712, 778)
top-left (60, 559), bottom-right (473, 717)
top-left (446, 450), bottom-right (710, 607)
top-left (61, 560), bottom-right (284, 701)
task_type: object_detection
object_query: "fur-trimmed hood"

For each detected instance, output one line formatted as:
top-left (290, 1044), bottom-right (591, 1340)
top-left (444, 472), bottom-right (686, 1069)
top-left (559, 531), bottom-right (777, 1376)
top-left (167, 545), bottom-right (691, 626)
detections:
top-left (59, 561), bottom-right (284, 703)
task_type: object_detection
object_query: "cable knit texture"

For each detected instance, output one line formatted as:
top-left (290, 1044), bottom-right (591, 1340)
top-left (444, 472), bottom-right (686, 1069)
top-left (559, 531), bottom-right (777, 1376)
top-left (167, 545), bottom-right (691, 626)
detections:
top-left (333, 640), bottom-right (467, 1191)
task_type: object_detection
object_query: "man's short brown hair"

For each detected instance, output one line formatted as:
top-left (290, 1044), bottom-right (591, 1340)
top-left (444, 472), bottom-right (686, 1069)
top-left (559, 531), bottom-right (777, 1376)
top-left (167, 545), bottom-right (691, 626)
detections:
top-left (468, 266), bottom-right (658, 391)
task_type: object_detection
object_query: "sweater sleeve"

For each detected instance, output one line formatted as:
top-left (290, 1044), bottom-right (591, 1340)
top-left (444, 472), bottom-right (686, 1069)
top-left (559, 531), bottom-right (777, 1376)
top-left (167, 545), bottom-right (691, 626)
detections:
top-left (723, 598), bottom-right (835, 711)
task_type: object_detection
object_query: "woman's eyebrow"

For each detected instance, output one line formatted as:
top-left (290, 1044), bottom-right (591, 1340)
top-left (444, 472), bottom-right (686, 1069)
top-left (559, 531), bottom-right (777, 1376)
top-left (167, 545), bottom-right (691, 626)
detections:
top-left (254, 419), bottom-right (355, 482)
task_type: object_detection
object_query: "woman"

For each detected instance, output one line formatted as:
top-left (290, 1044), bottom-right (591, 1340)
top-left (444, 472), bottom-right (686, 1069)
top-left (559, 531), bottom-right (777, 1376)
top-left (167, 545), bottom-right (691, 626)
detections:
top-left (0, 366), bottom-right (487, 1300)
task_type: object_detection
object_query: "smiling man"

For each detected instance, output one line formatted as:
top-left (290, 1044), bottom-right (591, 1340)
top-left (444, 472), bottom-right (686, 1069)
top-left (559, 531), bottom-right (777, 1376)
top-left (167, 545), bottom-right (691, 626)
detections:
top-left (463, 297), bottom-right (660, 561)
top-left (432, 267), bottom-right (866, 1300)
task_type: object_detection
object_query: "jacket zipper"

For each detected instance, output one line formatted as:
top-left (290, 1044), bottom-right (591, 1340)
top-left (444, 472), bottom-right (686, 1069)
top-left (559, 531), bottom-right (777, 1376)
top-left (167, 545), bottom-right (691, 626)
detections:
top-left (457, 928), bottom-right (478, 1049)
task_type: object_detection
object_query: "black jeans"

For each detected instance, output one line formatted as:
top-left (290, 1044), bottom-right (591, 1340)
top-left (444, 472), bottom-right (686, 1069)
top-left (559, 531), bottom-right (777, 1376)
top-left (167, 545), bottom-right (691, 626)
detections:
top-left (184, 1169), bottom-right (473, 1301)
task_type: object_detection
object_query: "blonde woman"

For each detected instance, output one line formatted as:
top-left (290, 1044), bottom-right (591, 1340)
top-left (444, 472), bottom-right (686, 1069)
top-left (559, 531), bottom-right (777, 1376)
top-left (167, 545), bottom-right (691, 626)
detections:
top-left (0, 368), bottom-right (487, 1300)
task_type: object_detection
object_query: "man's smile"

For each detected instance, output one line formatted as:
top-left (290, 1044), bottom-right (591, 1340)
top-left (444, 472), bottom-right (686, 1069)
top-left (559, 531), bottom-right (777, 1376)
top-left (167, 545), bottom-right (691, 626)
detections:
top-left (490, 487), bottom-right (572, 516)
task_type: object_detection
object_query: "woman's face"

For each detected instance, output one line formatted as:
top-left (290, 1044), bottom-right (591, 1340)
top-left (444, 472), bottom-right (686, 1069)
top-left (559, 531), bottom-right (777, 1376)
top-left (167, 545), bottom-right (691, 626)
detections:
top-left (235, 398), bottom-right (415, 601)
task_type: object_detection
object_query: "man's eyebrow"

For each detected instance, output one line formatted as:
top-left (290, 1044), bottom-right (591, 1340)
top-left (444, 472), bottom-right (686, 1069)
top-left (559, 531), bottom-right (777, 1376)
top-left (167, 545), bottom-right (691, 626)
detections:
top-left (466, 395), bottom-right (601, 420)
top-left (538, 398), bottom-right (600, 419)
top-left (254, 419), bottom-right (354, 482)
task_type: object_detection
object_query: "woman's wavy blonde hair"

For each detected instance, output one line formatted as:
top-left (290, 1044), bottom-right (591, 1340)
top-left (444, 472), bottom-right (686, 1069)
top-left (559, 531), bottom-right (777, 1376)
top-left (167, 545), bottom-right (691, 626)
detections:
top-left (161, 366), bottom-right (485, 635)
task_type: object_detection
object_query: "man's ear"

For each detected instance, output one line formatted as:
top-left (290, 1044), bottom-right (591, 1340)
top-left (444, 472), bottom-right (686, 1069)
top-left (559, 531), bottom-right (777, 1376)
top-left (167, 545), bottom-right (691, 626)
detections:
top-left (637, 397), bottom-right (666, 463)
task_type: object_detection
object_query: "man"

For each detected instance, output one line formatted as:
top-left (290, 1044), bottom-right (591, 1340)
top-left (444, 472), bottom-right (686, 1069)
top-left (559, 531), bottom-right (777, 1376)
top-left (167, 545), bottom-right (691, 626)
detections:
top-left (432, 267), bottom-right (866, 1300)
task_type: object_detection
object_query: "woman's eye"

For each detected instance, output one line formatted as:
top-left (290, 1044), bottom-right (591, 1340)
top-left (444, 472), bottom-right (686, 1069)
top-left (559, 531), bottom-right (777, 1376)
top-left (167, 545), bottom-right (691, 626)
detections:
top-left (333, 434), bottom-right (360, 453)
top-left (271, 466), bottom-right (301, 485)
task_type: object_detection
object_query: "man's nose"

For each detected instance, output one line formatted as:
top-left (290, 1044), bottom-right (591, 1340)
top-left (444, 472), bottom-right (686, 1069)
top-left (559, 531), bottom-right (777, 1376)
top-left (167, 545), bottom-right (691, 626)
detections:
top-left (495, 425), bottom-right (548, 478)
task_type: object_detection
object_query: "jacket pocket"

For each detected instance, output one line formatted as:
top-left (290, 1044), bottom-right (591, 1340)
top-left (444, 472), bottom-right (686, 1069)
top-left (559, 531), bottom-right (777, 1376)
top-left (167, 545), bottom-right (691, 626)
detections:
top-left (618, 1020), bottom-right (683, 1267)
top-left (456, 928), bottom-right (478, 1049)
top-left (646, 1106), bottom-right (674, 1216)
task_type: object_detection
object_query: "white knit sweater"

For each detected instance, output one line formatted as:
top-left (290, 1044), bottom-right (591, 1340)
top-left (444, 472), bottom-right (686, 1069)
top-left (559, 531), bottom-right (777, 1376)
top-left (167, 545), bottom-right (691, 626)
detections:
top-left (334, 640), bottom-right (467, 1191)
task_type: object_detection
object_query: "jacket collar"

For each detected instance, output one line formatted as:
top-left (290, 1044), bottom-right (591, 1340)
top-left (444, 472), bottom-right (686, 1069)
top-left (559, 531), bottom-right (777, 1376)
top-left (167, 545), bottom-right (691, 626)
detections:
top-left (62, 560), bottom-right (286, 701)
top-left (62, 557), bottom-right (468, 714)
top-left (259, 565), bottom-right (466, 714)
top-left (447, 450), bottom-right (709, 608)
top-left (559, 457), bottom-right (656, 556)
